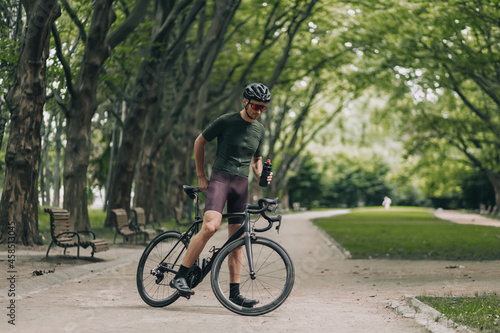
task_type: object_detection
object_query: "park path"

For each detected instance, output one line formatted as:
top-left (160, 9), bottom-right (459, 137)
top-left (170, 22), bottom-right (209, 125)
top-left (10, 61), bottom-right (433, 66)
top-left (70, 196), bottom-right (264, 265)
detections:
top-left (1, 209), bottom-right (499, 333)
top-left (434, 209), bottom-right (500, 228)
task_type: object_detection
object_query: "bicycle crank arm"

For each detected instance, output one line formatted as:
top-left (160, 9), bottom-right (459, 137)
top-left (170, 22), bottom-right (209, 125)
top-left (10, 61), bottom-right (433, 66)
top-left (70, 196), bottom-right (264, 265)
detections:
top-left (152, 262), bottom-right (177, 275)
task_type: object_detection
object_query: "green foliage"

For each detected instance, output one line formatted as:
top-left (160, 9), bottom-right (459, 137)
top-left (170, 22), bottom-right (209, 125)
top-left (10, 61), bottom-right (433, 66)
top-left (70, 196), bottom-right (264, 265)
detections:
top-left (315, 208), bottom-right (500, 260)
top-left (460, 172), bottom-right (496, 209)
top-left (418, 294), bottom-right (500, 333)
top-left (322, 155), bottom-right (393, 208)
top-left (347, 0), bottom-right (500, 206)
top-left (6, 0), bottom-right (499, 227)
top-left (288, 156), bottom-right (324, 209)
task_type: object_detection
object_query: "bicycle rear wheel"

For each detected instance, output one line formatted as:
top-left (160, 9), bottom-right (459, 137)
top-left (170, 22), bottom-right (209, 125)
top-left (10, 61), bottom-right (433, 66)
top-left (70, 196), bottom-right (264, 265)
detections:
top-left (136, 231), bottom-right (189, 307)
top-left (210, 236), bottom-right (294, 316)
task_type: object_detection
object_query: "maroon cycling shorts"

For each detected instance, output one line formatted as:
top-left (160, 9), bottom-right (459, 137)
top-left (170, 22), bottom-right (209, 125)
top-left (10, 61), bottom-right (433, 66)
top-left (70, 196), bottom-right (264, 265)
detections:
top-left (204, 171), bottom-right (248, 224)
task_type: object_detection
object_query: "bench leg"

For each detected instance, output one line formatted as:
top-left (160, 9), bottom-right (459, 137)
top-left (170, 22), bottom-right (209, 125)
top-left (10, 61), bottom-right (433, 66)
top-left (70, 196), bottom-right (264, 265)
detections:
top-left (46, 241), bottom-right (54, 258)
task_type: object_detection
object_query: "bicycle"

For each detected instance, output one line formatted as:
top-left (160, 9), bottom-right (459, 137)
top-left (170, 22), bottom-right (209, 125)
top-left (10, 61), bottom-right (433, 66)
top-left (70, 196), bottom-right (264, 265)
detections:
top-left (136, 185), bottom-right (295, 316)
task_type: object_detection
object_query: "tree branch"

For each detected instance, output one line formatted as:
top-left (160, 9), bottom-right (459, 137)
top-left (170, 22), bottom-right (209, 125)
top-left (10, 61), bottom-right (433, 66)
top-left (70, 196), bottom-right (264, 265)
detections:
top-left (60, 0), bottom-right (87, 43)
top-left (107, 0), bottom-right (152, 49)
top-left (51, 23), bottom-right (74, 98)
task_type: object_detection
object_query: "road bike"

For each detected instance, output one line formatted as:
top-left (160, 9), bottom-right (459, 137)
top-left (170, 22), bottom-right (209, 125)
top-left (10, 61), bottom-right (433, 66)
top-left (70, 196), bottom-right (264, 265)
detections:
top-left (136, 185), bottom-right (295, 316)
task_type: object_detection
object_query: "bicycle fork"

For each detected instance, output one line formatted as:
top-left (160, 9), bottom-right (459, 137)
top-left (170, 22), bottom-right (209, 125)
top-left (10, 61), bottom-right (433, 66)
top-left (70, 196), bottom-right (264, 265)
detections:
top-left (244, 231), bottom-right (257, 280)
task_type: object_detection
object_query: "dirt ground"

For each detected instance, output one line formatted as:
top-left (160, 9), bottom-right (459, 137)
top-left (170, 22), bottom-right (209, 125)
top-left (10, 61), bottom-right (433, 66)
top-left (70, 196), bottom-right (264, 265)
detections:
top-left (1, 209), bottom-right (499, 332)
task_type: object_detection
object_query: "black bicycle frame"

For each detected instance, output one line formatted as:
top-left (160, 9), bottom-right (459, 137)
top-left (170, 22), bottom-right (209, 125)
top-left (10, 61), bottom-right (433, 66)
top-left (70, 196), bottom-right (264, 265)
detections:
top-left (158, 207), bottom-right (255, 281)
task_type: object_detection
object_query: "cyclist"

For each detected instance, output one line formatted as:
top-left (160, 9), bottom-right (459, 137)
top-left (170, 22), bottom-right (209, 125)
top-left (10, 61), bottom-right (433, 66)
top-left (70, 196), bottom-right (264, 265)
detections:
top-left (170, 83), bottom-right (273, 307)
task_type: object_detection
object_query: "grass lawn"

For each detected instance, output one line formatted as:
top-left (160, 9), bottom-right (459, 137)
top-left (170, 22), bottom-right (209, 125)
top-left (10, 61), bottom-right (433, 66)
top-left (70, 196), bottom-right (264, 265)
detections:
top-left (314, 207), bottom-right (500, 260)
top-left (417, 294), bottom-right (500, 332)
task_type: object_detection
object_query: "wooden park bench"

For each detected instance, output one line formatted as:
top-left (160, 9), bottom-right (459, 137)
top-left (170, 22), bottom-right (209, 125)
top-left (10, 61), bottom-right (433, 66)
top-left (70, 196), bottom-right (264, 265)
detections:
top-left (132, 207), bottom-right (168, 233)
top-left (111, 208), bottom-right (138, 244)
top-left (44, 208), bottom-right (109, 258)
top-left (131, 207), bottom-right (159, 241)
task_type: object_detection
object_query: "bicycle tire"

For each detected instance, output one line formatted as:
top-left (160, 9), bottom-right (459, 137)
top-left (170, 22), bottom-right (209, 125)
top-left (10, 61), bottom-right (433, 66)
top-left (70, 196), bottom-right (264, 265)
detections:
top-left (136, 231), bottom-right (189, 307)
top-left (210, 236), bottom-right (294, 316)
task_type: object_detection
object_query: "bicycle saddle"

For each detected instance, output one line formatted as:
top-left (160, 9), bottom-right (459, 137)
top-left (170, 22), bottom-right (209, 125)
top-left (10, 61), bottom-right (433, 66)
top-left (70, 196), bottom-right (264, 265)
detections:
top-left (183, 185), bottom-right (200, 200)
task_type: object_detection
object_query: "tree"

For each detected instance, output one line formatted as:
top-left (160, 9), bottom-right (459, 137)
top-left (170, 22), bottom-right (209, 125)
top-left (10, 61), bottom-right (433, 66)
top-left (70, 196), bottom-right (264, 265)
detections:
top-left (106, 0), bottom-right (207, 225)
top-left (53, 0), bottom-right (151, 231)
top-left (351, 0), bottom-right (500, 208)
top-left (0, 0), bottom-right (61, 245)
top-left (0, 0), bottom-right (22, 171)
top-left (287, 156), bottom-right (324, 209)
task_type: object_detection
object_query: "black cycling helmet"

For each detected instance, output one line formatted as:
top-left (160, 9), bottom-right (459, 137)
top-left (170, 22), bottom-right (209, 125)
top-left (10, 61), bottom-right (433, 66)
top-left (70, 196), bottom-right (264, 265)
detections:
top-left (243, 83), bottom-right (271, 103)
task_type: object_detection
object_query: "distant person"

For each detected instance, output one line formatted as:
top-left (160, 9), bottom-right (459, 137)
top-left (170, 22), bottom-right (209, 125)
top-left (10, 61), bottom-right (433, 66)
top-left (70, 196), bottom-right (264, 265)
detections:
top-left (382, 196), bottom-right (392, 209)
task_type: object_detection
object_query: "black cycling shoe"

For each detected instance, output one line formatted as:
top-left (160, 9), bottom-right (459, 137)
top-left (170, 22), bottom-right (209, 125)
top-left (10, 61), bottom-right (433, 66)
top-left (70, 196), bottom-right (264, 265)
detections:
top-left (169, 277), bottom-right (195, 296)
top-left (229, 294), bottom-right (259, 308)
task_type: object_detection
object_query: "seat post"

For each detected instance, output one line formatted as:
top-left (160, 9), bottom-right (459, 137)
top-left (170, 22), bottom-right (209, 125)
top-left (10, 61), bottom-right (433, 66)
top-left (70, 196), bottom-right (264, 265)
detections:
top-left (194, 192), bottom-right (200, 220)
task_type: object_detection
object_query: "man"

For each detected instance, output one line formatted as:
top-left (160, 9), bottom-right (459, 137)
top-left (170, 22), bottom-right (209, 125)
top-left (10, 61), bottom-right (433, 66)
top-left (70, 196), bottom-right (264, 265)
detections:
top-left (169, 83), bottom-right (273, 307)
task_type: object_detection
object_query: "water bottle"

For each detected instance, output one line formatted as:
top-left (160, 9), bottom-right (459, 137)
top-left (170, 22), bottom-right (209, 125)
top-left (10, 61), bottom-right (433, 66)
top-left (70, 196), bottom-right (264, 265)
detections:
top-left (259, 159), bottom-right (272, 187)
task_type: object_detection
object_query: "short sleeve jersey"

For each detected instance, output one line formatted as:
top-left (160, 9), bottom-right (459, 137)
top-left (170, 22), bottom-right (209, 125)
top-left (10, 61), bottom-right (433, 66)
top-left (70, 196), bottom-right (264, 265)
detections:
top-left (202, 113), bottom-right (265, 178)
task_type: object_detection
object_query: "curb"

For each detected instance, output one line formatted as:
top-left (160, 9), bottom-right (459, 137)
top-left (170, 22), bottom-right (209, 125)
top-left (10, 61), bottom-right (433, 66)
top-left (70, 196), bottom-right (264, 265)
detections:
top-left (307, 209), bottom-right (352, 259)
top-left (308, 209), bottom-right (476, 333)
top-left (0, 250), bottom-right (140, 300)
top-left (389, 296), bottom-right (473, 333)
top-left (310, 221), bottom-right (352, 259)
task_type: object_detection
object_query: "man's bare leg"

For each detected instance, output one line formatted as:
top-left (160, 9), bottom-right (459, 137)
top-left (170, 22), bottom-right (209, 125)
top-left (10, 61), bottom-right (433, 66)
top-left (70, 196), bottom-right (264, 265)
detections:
top-left (170, 210), bottom-right (222, 295)
top-left (227, 223), bottom-right (259, 307)
top-left (228, 223), bottom-right (243, 284)
top-left (182, 210), bottom-right (222, 267)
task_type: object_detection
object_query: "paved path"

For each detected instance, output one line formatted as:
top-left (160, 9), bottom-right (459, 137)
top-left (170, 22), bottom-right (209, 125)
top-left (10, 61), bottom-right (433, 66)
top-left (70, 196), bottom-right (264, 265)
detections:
top-left (1, 209), bottom-right (499, 332)
top-left (434, 209), bottom-right (500, 228)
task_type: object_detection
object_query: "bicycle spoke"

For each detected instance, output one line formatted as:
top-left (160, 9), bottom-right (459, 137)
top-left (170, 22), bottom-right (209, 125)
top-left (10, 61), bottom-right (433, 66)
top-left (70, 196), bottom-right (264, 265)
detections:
top-left (137, 232), bottom-right (188, 307)
top-left (211, 237), bottom-right (294, 316)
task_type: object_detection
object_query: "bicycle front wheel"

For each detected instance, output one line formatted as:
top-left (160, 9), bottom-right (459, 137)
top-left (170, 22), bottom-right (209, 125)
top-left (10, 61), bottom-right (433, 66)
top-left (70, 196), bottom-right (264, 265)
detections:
top-left (136, 231), bottom-right (189, 307)
top-left (210, 236), bottom-right (294, 316)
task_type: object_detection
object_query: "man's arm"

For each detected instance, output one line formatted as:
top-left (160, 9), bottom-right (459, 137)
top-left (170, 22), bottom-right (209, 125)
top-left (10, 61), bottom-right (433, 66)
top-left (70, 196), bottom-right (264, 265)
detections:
top-left (194, 134), bottom-right (209, 191)
top-left (251, 156), bottom-right (263, 179)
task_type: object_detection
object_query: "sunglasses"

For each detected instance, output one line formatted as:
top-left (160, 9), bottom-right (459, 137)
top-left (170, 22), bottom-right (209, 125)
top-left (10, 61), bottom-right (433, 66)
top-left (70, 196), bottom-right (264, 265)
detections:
top-left (248, 103), bottom-right (267, 111)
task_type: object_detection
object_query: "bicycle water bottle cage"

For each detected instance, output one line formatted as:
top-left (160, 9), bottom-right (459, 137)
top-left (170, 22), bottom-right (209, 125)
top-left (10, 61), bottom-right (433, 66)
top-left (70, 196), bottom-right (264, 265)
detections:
top-left (209, 246), bottom-right (220, 254)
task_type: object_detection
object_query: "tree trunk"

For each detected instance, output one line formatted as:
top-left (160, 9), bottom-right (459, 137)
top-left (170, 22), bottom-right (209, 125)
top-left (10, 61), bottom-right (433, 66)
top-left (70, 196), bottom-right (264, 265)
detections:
top-left (40, 111), bottom-right (54, 206)
top-left (163, 88), bottom-right (205, 223)
top-left (39, 119), bottom-right (46, 205)
top-left (133, 104), bottom-right (163, 221)
top-left (63, 99), bottom-right (93, 231)
top-left (152, 152), bottom-right (171, 221)
top-left (63, 0), bottom-right (115, 232)
top-left (486, 170), bottom-right (500, 210)
top-left (61, 0), bottom-right (151, 230)
top-left (53, 112), bottom-right (63, 207)
top-left (0, 105), bottom-right (8, 152)
top-left (0, 0), bottom-right (60, 245)
top-left (164, 146), bottom-right (192, 223)
top-left (105, 60), bottom-right (161, 226)
top-left (148, 1), bottom-right (241, 223)
top-left (106, 0), bottom-right (204, 224)
top-left (104, 102), bottom-right (123, 211)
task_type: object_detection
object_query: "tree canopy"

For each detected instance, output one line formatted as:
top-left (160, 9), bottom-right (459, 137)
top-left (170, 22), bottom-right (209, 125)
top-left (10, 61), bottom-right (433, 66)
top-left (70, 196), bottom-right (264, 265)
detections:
top-left (1, 0), bottom-right (498, 244)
